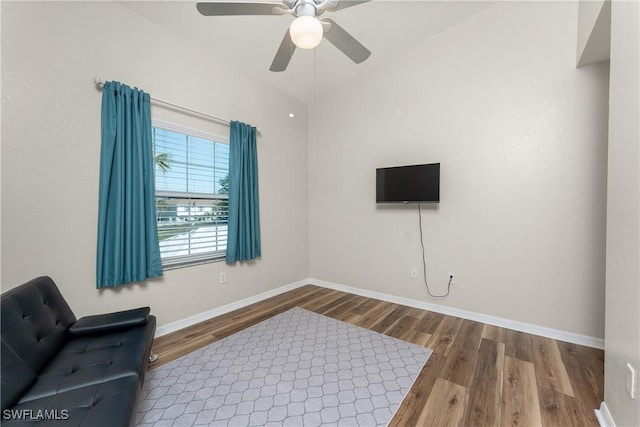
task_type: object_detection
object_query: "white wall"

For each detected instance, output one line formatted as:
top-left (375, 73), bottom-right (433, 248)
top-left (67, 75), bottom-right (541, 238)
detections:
top-left (604, 0), bottom-right (640, 424)
top-left (1, 1), bottom-right (614, 344)
top-left (0, 0), bottom-right (3, 286)
top-left (1, 1), bottom-right (309, 327)
top-left (576, 0), bottom-right (611, 67)
top-left (308, 1), bottom-right (609, 338)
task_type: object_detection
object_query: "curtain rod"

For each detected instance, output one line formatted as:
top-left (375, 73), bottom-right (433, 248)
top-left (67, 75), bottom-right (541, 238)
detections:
top-left (93, 77), bottom-right (261, 135)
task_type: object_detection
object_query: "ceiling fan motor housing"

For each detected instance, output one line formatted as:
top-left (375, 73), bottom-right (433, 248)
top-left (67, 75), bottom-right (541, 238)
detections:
top-left (294, 1), bottom-right (317, 18)
top-left (292, 0), bottom-right (340, 17)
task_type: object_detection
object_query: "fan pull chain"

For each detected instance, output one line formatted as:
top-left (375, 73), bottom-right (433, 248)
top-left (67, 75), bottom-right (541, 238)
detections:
top-left (288, 38), bottom-right (295, 118)
top-left (313, 47), bottom-right (317, 103)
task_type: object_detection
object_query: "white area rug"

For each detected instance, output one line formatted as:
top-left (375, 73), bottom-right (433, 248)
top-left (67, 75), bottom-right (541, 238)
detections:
top-left (136, 307), bottom-right (432, 426)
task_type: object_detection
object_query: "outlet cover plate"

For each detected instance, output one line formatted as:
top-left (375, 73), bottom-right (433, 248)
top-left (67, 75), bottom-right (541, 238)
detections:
top-left (627, 363), bottom-right (636, 399)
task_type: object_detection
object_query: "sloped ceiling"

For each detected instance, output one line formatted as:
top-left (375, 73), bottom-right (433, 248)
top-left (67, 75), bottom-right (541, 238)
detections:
top-left (118, 1), bottom-right (496, 104)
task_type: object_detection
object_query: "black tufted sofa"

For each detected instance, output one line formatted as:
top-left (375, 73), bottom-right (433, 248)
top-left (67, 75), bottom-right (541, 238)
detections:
top-left (1, 276), bottom-right (156, 426)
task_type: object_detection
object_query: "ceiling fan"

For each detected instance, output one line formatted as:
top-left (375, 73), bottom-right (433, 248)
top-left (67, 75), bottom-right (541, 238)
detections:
top-left (196, 0), bottom-right (371, 72)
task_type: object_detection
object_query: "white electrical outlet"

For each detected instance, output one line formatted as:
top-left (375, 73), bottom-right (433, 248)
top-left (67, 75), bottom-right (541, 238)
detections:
top-left (219, 272), bottom-right (227, 285)
top-left (410, 268), bottom-right (418, 279)
top-left (448, 272), bottom-right (456, 285)
top-left (626, 363), bottom-right (637, 399)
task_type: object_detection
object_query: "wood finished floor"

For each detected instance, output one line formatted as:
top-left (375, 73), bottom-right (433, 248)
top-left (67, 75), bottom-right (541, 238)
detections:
top-left (150, 285), bottom-right (604, 426)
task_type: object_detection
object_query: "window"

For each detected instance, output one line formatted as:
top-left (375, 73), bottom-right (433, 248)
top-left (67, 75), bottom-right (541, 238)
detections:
top-left (152, 119), bottom-right (229, 267)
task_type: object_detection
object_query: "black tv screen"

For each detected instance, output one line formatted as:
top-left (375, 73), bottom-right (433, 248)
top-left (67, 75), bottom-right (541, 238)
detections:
top-left (376, 163), bottom-right (440, 203)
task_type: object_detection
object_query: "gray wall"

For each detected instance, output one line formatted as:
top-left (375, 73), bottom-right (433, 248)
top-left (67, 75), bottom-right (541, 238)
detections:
top-left (1, 1), bottom-right (309, 328)
top-left (308, 1), bottom-right (609, 339)
top-left (1, 1), bottom-right (618, 346)
top-left (604, 0), bottom-right (640, 425)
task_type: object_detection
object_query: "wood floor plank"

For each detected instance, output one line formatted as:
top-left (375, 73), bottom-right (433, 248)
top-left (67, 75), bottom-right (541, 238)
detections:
top-left (531, 335), bottom-right (575, 397)
top-left (483, 323), bottom-right (506, 343)
top-left (440, 319), bottom-right (485, 388)
top-left (538, 387), bottom-right (596, 426)
top-left (385, 313), bottom-right (419, 340)
top-left (461, 338), bottom-right (505, 427)
top-left (426, 315), bottom-right (463, 357)
top-left (370, 305), bottom-right (411, 334)
top-left (314, 292), bottom-right (364, 317)
top-left (405, 307), bottom-right (428, 320)
top-left (502, 356), bottom-right (542, 427)
top-left (302, 290), bottom-right (350, 313)
top-left (558, 341), bottom-right (604, 411)
top-left (331, 296), bottom-right (380, 324)
top-left (415, 378), bottom-right (469, 427)
top-left (505, 329), bottom-right (534, 362)
top-left (404, 330), bottom-right (432, 348)
top-left (327, 295), bottom-right (368, 321)
top-left (352, 300), bottom-right (398, 329)
top-left (150, 285), bottom-right (603, 426)
top-left (414, 310), bottom-right (446, 335)
top-left (321, 300), bottom-right (359, 319)
top-left (399, 311), bottom-right (439, 347)
top-left (349, 296), bottom-right (382, 316)
top-left (324, 293), bottom-right (365, 313)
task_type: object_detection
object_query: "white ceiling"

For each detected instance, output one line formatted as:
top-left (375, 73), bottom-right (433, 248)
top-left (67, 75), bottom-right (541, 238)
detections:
top-left (118, 1), bottom-right (496, 104)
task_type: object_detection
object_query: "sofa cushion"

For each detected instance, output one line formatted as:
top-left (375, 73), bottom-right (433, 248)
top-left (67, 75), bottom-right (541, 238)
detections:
top-left (0, 276), bottom-right (76, 374)
top-left (1, 376), bottom-right (140, 427)
top-left (1, 340), bottom-right (36, 410)
top-left (18, 317), bottom-right (156, 404)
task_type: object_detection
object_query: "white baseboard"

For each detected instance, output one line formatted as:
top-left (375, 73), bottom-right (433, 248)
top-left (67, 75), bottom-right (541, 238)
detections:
top-left (154, 279), bottom-right (308, 337)
top-left (595, 402), bottom-right (616, 427)
top-left (307, 278), bottom-right (605, 349)
top-left (155, 277), bottom-right (604, 350)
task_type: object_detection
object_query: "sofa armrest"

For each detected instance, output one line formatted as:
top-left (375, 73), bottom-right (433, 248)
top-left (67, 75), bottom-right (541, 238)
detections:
top-left (69, 307), bottom-right (150, 336)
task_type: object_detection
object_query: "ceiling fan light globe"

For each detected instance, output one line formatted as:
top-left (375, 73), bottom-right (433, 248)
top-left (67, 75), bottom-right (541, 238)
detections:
top-left (289, 16), bottom-right (323, 49)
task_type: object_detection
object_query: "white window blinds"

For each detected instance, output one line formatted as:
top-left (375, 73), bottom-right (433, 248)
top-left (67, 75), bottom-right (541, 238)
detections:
top-left (152, 120), bottom-right (230, 267)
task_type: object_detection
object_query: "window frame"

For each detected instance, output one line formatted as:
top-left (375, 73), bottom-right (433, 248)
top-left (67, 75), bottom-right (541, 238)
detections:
top-left (152, 118), bottom-right (230, 269)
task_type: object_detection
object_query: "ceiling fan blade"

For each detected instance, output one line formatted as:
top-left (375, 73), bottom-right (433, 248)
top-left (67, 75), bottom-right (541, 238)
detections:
top-left (334, 0), bottom-right (370, 11)
top-left (322, 18), bottom-right (371, 64)
top-left (270, 30), bottom-right (296, 72)
top-left (196, 2), bottom-right (289, 16)
top-left (316, 0), bottom-right (369, 12)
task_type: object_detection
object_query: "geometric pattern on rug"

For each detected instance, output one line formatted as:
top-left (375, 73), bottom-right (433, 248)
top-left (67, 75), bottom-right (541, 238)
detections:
top-left (136, 307), bottom-right (432, 427)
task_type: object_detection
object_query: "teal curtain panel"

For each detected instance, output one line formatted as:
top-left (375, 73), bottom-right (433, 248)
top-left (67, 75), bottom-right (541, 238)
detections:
top-left (96, 81), bottom-right (162, 288)
top-left (226, 121), bottom-right (261, 263)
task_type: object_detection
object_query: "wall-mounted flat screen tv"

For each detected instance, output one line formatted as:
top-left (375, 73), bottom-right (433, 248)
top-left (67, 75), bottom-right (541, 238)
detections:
top-left (376, 163), bottom-right (440, 203)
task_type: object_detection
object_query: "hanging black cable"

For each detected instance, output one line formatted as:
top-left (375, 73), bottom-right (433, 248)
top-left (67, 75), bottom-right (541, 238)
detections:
top-left (418, 202), bottom-right (452, 298)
